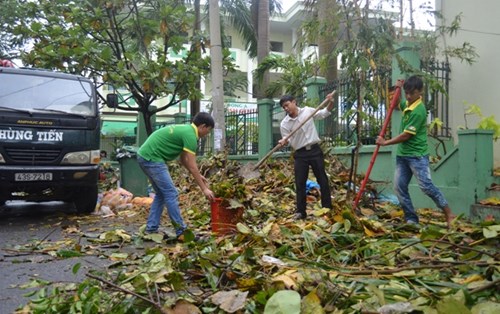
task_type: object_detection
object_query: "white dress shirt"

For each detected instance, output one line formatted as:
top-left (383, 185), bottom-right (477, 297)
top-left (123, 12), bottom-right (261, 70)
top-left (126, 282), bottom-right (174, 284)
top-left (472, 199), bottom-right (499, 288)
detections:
top-left (280, 107), bottom-right (331, 150)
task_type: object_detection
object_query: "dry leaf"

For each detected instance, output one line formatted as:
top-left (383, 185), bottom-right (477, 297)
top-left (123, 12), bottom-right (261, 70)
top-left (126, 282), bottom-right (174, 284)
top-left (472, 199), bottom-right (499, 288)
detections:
top-left (272, 274), bottom-right (298, 290)
top-left (165, 300), bottom-right (202, 314)
top-left (210, 290), bottom-right (248, 313)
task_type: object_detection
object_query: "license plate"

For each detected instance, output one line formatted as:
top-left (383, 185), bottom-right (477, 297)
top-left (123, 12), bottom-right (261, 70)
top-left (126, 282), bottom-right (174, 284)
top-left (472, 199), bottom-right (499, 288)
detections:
top-left (15, 173), bottom-right (53, 181)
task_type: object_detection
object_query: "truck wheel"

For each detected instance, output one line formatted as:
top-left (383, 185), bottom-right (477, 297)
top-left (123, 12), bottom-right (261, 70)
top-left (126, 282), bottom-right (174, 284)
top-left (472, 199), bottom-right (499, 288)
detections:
top-left (74, 185), bottom-right (98, 214)
top-left (0, 192), bottom-right (7, 206)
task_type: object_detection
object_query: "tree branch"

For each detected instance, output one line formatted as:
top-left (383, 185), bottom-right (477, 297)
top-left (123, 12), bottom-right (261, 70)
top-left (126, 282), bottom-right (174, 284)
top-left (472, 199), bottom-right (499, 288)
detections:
top-left (86, 273), bottom-right (168, 314)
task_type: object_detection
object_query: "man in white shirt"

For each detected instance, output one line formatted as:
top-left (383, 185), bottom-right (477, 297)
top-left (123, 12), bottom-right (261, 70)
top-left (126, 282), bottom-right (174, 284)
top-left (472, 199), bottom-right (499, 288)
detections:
top-left (278, 92), bottom-right (335, 219)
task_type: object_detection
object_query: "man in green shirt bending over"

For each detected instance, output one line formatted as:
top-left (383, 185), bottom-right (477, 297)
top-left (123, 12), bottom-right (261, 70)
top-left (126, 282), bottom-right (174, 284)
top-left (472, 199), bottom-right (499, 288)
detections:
top-left (137, 112), bottom-right (215, 241)
top-left (376, 76), bottom-right (454, 228)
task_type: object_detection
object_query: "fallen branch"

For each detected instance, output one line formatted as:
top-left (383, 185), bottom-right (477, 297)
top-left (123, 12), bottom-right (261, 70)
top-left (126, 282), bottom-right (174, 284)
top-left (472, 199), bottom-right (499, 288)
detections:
top-left (32, 228), bottom-right (58, 251)
top-left (340, 262), bottom-right (493, 276)
top-left (378, 238), bottom-right (498, 261)
top-left (285, 256), bottom-right (495, 276)
top-left (86, 273), bottom-right (168, 314)
top-left (469, 278), bottom-right (500, 294)
top-left (425, 239), bottom-right (499, 259)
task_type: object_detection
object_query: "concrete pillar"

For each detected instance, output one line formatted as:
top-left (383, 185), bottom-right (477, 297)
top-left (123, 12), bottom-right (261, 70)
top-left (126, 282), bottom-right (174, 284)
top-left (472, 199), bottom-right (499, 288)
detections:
top-left (306, 76), bottom-right (327, 135)
top-left (305, 76), bottom-right (327, 101)
top-left (257, 98), bottom-right (274, 160)
top-left (390, 42), bottom-right (421, 159)
top-left (457, 129), bottom-right (495, 215)
top-left (174, 112), bottom-right (188, 124)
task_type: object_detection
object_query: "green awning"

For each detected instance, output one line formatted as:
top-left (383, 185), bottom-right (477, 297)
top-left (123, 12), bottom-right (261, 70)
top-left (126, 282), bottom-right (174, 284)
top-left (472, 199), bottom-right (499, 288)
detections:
top-left (101, 121), bottom-right (136, 136)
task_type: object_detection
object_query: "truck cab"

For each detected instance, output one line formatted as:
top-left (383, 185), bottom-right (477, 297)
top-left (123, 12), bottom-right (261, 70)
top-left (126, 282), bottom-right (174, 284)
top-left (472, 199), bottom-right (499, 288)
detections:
top-left (0, 63), bottom-right (101, 213)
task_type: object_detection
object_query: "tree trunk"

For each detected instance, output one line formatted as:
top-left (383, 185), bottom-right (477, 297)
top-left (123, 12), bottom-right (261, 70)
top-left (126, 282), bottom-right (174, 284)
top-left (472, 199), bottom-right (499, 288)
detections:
top-left (317, 0), bottom-right (339, 137)
top-left (256, 0), bottom-right (269, 99)
top-left (317, 0), bottom-right (338, 83)
top-left (209, 0), bottom-right (225, 151)
top-left (190, 0), bottom-right (201, 119)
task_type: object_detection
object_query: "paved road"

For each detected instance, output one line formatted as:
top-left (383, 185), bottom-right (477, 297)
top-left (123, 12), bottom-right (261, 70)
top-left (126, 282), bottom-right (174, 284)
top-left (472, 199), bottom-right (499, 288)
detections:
top-left (0, 202), bottom-right (116, 313)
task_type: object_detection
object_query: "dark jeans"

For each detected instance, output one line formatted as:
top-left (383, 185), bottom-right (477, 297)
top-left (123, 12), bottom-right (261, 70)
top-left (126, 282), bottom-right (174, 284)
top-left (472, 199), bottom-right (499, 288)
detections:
top-left (294, 144), bottom-right (332, 215)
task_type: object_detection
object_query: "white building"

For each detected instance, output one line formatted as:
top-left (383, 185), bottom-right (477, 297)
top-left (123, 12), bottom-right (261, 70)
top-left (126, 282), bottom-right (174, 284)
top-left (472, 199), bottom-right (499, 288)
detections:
top-left (436, 0), bottom-right (500, 166)
top-left (102, 0), bottom-right (500, 168)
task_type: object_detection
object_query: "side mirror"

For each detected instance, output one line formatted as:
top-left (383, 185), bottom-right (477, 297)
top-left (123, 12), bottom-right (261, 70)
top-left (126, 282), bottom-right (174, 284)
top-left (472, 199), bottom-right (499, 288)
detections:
top-left (106, 94), bottom-right (118, 108)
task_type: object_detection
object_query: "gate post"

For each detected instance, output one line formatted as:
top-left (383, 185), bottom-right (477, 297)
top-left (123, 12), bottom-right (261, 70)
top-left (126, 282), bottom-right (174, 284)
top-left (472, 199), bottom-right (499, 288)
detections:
top-left (306, 76), bottom-right (327, 101)
top-left (306, 76), bottom-right (327, 136)
top-left (390, 42), bottom-right (421, 160)
top-left (174, 112), bottom-right (187, 124)
top-left (257, 98), bottom-right (274, 160)
top-left (458, 129), bottom-right (495, 215)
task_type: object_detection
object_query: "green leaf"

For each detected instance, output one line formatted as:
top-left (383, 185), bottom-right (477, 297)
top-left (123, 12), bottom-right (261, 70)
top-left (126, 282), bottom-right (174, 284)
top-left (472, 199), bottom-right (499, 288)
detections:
top-left (301, 290), bottom-right (324, 314)
top-left (264, 290), bottom-right (301, 314)
top-left (109, 253), bottom-right (129, 261)
top-left (228, 198), bottom-right (244, 209)
top-left (56, 250), bottom-right (83, 258)
top-left (143, 233), bottom-right (164, 243)
top-left (465, 104), bottom-right (482, 115)
top-left (366, 285), bottom-right (385, 305)
top-left (331, 222), bottom-right (343, 233)
top-left (482, 227), bottom-right (498, 239)
top-left (72, 263), bottom-right (81, 275)
top-left (236, 222), bottom-right (252, 234)
top-left (344, 219), bottom-right (351, 232)
top-left (471, 301), bottom-right (500, 314)
top-left (436, 297), bottom-right (471, 314)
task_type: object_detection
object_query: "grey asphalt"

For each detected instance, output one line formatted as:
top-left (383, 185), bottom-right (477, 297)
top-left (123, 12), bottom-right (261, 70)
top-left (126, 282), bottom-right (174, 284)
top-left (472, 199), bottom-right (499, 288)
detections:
top-left (0, 202), bottom-right (118, 314)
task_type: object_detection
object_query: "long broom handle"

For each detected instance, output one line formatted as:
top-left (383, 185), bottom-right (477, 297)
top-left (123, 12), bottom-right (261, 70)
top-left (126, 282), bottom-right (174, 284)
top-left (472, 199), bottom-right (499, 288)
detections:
top-left (253, 91), bottom-right (336, 171)
top-left (353, 85), bottom-right (402, 209)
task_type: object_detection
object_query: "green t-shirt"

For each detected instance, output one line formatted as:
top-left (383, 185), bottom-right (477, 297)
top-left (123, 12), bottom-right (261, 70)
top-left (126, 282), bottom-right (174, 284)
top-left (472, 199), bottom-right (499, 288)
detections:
top-left (397, 97), bottom-right (428, 157)
top-left (138, 123), bottom-right (199, 162)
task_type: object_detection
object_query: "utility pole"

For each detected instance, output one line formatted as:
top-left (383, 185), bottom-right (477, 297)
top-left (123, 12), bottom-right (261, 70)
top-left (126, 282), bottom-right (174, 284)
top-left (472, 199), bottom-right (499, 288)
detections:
top-left (209, 0), bottom-right (225, 152)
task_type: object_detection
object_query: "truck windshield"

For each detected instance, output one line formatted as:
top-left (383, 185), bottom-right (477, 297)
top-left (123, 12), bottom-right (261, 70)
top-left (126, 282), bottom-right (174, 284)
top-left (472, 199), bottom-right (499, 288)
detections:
top-left (0, 72), bottom-right (96, 116)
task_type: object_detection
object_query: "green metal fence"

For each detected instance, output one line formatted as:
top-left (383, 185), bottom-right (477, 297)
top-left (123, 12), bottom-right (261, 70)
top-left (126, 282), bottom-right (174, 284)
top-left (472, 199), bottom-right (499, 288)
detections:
top-left (108, 59), bottom-right (450, 158)
top-left (155, 110), bottom-right (259, 156)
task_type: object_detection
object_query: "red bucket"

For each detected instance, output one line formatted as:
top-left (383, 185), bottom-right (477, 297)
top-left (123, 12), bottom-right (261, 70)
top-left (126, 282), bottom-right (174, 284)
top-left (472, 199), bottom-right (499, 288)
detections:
top-left (210, 198), bottom-right (244, 235)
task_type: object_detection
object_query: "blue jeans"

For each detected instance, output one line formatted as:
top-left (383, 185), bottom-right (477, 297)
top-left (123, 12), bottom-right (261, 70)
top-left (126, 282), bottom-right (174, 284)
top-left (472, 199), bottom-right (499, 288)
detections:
top-left (394, 156), bottom-right (449, 223)
top-left (137, 156), bottom-right (186, 236)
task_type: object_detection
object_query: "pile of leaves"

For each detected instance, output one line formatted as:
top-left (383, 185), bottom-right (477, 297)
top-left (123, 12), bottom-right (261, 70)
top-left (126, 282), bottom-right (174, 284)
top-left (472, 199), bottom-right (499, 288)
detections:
top-left (14, 154), bottom-right (500, 313)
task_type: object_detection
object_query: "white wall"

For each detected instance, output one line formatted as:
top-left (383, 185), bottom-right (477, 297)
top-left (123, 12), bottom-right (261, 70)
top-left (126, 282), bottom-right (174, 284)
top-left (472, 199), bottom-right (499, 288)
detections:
top-left (436, 0), bottom-right (500, 166)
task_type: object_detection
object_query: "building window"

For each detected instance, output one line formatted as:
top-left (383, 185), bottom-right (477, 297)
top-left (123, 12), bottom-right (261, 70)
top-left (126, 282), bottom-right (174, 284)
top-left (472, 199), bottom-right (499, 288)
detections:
top-left (270, 41), bottom-right (283, 52)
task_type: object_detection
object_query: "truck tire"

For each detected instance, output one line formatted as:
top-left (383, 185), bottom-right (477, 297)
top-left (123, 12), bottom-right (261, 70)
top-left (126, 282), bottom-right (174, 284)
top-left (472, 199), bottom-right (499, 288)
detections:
top-left (0, 192), bottom-right (7, 206)
top-left (74, 185), bottom-right (98, 214)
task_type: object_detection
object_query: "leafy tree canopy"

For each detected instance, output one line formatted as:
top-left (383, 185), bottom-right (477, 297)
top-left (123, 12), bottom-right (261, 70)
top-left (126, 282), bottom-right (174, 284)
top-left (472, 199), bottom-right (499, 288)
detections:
top-left (9, 0), bottom-right (236, 134)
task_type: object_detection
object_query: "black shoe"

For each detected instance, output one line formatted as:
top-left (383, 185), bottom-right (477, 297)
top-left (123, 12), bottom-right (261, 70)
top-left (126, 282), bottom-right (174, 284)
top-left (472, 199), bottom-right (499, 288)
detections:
top-left (293, 212), bottom-right (307, 220)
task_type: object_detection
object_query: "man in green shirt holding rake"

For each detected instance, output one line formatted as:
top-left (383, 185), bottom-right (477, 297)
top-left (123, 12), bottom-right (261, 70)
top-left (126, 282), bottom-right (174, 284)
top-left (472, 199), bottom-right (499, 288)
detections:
top-left (376, 75), bottom-right (454, 228)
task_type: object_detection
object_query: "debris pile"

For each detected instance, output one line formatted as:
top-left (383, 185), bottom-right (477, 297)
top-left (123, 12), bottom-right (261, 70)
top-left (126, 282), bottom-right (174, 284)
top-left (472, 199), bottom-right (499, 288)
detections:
top-left (14, 153), bottom-right (499, 314)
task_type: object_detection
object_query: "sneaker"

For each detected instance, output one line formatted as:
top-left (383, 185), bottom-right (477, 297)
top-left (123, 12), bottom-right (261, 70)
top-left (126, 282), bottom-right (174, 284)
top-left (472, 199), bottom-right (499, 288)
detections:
top-left (293, 212), bottom-right (307, 220)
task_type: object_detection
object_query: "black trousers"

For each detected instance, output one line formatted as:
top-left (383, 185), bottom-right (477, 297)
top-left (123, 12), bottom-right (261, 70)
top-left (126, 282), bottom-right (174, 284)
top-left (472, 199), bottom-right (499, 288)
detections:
top-left (293, 144), bottom-right (332, 214)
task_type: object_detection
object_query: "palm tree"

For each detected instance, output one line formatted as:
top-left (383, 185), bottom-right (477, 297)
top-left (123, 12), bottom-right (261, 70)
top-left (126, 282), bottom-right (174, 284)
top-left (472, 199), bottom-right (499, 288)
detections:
top-left (193, 0), bottom-right (282, 104)
top-left (255, 0), bottom-right (270, 99)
